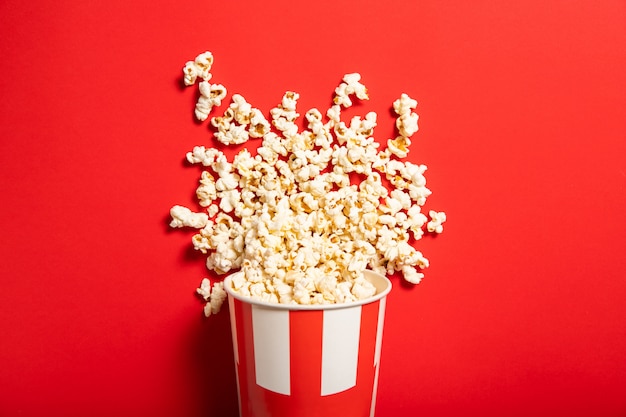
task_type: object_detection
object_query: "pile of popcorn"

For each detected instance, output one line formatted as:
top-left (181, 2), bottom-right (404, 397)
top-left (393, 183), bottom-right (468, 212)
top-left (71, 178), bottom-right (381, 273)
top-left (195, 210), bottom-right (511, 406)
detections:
top-left (170, 51), bottom-right (446, 316)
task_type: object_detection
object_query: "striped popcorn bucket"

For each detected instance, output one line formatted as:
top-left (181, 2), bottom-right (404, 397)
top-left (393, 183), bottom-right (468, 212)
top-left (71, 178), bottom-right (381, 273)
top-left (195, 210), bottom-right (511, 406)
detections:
top-left (224, 270), bottom-right (392, 417)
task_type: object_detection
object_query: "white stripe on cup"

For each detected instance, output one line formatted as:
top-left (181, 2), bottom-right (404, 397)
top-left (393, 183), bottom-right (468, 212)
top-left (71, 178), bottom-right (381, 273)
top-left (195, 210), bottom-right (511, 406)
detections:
top-left (321, 306), bottom-right (362, 396)
top-left (251, 305), bottom-right (291, 395)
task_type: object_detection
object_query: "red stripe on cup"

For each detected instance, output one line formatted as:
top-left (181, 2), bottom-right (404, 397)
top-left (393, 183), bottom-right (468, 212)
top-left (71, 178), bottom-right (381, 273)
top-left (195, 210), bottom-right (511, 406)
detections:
top-left (289, 310), bottom-right (323, 400)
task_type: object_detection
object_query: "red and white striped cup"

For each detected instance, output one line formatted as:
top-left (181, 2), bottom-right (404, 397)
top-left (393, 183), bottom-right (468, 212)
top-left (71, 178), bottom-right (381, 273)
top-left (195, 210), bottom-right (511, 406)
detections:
top-left (224, 270), bottom-right (392, 417)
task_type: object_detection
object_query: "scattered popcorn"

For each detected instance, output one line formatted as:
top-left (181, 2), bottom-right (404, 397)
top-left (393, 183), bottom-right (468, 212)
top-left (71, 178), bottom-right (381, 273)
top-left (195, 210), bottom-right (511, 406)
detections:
top-left (196, 278), bottom-right (213, 301)
top-left (401, 265), bottom-right (425, 284)
top-left (183, 61), bottom-right (201, 87)
top-left (387, 136), bottom-right (412, 158)
top-left (427, 210), bottom-right (447, 233)
top-left (169, 205), bottom-right (209, 228)
top-left (194, 51), bottom-right (214, 81)
top-left (172, 51), bottom-right (446, 313)
top-left (197, 278), bottom-right (227, 317)
top-left (183, 51), bottom-right (214, 86)
top-left (195, 82), bottom-right (227, 121)
top-left (334, 73), bottom-right (368, 107)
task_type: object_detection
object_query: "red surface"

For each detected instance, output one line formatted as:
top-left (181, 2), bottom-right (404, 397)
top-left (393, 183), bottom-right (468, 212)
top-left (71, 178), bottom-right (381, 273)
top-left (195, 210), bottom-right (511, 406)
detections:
top-left (1, 0), bottom-right (625, 416)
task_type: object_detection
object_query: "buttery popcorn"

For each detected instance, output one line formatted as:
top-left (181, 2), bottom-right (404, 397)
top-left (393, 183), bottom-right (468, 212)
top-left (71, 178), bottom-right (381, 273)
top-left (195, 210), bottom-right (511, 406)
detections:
top-left (195, 82), bottom-right (227, 121)
top-left (172, 51), bottom-right (446, 315)
top-left (197, 278), bottom-right (227, 316)
top-left (169, 205), bottom-right (208, 229)
top-left (183, 51), bottom-right (214, 86)
top-left (427, 210), bottom-right (447, 233)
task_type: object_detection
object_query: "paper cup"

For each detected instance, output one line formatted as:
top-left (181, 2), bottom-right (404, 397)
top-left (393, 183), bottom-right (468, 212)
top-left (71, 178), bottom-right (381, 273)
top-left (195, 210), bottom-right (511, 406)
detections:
top-left (225, 270), bottom-right (392, 417)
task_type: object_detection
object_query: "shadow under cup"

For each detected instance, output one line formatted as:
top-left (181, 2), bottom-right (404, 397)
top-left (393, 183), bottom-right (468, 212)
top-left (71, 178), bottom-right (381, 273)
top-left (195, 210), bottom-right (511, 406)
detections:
top-left (224, 270), bottom-right (392, 417)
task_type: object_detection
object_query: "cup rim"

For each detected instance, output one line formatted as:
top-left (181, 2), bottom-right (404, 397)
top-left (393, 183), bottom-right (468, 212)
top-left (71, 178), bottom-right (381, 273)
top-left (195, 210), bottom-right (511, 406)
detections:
top-left (224, 269), bottom-right (392, 311)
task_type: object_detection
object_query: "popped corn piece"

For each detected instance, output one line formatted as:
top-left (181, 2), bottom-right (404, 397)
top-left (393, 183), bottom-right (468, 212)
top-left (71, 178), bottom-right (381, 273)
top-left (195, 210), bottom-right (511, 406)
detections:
top-left (195, 82), bottom-right (227, 121)
top-left (272, 117), bottom-right (299, 139)
top-left (280, 91), bottom-right (300, 116)
top-left (215, 171), bottom-right (239, 191)
top-left (378, 214), bottom-right (397, 227)
top-left (230, 94), bottom-right (253, 124)
top-left (393, 93), bottom-right (418, 116)
top-left (396, 111), bottom-right (419, 138)
top-left (218, 189), bottom-right (241, 213)
top-left (354, 112), bottom-right (377, 137)
top-left (186, 146), bottom-right (223, 166)
top-left (273, 277), bottom-right (294, 304)
top-left (314, 275), bottom-right (338, 299)
top-left (207, 203), bottom-right (219, 218)
top-left (293, 278), bottom-right (313, 305)
top-left (326, 104), bottom-right (341, 124)
top-left (231, 271), bottom-right (249, 291)
top-left (203, 280), bottom-right (227, 317)
top-left (343, 73), bottom-right (369, 100)
top-left (210, 107), bottom-right (234, 131)
top-left (196, 171), bottom-right (217, 207)
top-left (270, 92), bottom-right (300, 136)
top-left (249, 282), bottom-right (269, 299)
top-left (390, 189), bottom-right (412, 210)
top-left (196, 278), bottom-right (212, 301)
top-left (212, 152), bottom-right (234, 176)
top-left (333, 82), bottom-right (353, 108)
top-left (401, 265), bottom-right (425, 284)
top-left (305, 108), bottom-right (323, 128)
top-left (392, 93), bottom-right (419, 137)
top-left (400, 162), bottom-right (428, 187)
top-left (215, 121), bottom-right (250, 145)
top-left (209, 101), bottom-right (253, 145)
top-left (333, 281), bottom-right (356, 303)
top-left (382, 194), bottom-right (404, 215)
top-left (334, 73), bottom-right (368, 107)
top-left (183, 61), bottom-right (201, 86)
top-left (427, 210), bottom-right (447, 233)
top-left (169, 205), bottom-right (209, 228)
top-left (194, 51), bottom-right (214, 81)
top-left (387, 136), bottom-right (412, 158)
top-left (249, 108), bottom-right (271, 138)
top-left (206, 244), bottom-right (240, 275)
top-left (192, 226), bottom-right (212, 254)
top-left (407, 183), bottom-right (432, 206)
top-left (351, 276), bottom-right (377, 300)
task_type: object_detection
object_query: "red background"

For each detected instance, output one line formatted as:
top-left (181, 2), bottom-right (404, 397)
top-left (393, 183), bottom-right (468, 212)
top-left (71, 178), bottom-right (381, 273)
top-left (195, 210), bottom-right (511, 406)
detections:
top-left (1, 1), bottom-right (625, 416)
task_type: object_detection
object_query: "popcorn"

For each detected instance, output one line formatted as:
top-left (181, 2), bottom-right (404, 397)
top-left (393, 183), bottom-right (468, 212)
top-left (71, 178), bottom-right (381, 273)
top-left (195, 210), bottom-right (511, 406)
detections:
top-left (193, 51), bottom-right (214, 81)
top-left (197, 278), bottom-right (227, 317)
top-left (171, 51), bottom-right (446, 315)
top-left (334, 73), bottom-right (369, 107)
top-left (393, 93), bottom-right (419, 138)
top-left (397, 112), bottom-right (419, 138)
top-left (183, 51), bottom-right (214, 86)
top-left (427, 210), bottom-right (447, 233)
top-left (401, 265), bottom-right (425, 284)
top-left (183, 62), bottom-right (201, 87)
top-left (195, 82), bottom-right (227, 121)
top-left (387, 136), bottom-right (412, 158)
top-left (393, 93), bottom-right (417, 117)
top-left (169, 205), bottom-right (208, 228)
top-left (196, 171), bottom-right (217, 207)
top-left (186, 146), bottom-right (223, 166)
